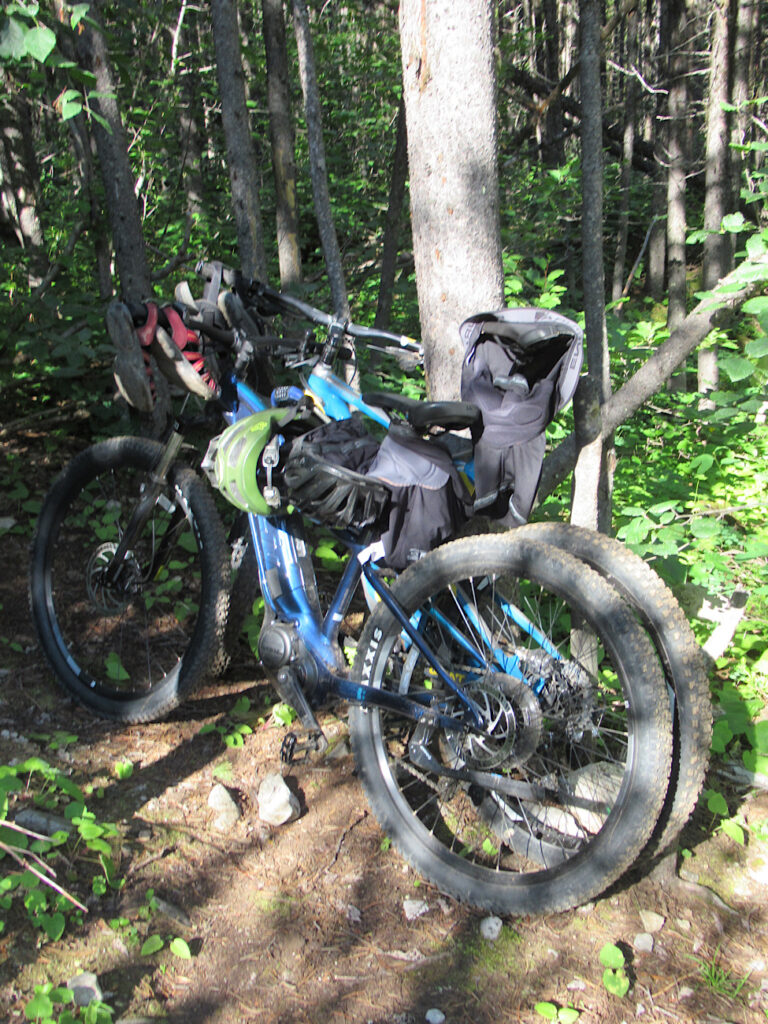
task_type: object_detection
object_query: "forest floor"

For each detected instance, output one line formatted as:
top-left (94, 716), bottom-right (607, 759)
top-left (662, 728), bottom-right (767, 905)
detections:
top-left (1, 428), bottom-right (767, 1024)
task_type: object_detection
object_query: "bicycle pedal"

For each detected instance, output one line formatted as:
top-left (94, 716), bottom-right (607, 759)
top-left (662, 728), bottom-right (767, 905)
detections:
top-left (280, 729), bottom-right (328, 765)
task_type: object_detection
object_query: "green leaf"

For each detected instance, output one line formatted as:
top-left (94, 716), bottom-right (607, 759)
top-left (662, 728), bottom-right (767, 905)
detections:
top-left (140, 933), bottom-right (164, 956)
top-left (24, 991), bottom-right (54, 1020)
top-left (104, 652), bottom-right (129, 681)
top-left (24, 24), bottom-right (56, 62)
top-left (721, 212), bottom-right (747, 233)
top-left (603, 967), bottom-right (630, 998)
top-left (114, 760), bottom-right (133, 780)
top-left (599, 943), bottom-right (625, 969)
top-left (742, 296), bottom-right (768, 315)
top-left (535, 1003), bottom-right (558, 1020)
top-left (689, 517), bottom-right (722, 540)
top-left (719, 355), bottom-right (755, 382)
top-left (70, 3), bottom-right (90, 28)
top-left (40, 911), bottom-right (66, 941)
top-left (745, 336), bottom-right (768, 358)
top-left (720, 818), bottom-right (745, 845)
top-left (169, 936), bottom-right (192, 959)
top-left (743, 749), bottom-right (768, 776)
top-left (706, 789), bottom-right (729, 816)
top-left (710, 718), bottom-right (733, 754)
top-left (559, 1010), bottom-right (580, 1024)
top-left (0, 17), bottom-right (27, 61)
top-left (746, 721), bottom-right (768, 753)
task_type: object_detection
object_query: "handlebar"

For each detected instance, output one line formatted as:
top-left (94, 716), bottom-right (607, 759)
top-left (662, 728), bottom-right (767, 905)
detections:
top-left (196, 258), bottom-right (422, 359)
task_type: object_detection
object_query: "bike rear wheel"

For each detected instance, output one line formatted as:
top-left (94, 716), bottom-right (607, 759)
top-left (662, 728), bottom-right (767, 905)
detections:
top-left (516, 522), bottom-right (711, 859)
top-left (349, 535), bottom-right (672, 914)
top-left (30, 437), bottom-right (229, 722)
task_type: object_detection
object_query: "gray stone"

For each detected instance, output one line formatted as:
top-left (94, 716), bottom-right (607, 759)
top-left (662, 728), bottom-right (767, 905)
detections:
top-left (14, 809), bottom-right (72, 837)
top-left (634, 932), bottom-right (654, 954)
top-left (479, 915), bottom-right (503, 941)
top-left (425, 1010), bottom-right (446, 1024)
top-left (403, 898), bottom-right (430, 921)
top-left (67, 971), bottom-right (103, 1007)
top-left (207, 783), bottom-right (241, 830)
top-left (257, 773), bottom-right (300, 826)
top-left (639, 909), bottom-right (665, 933)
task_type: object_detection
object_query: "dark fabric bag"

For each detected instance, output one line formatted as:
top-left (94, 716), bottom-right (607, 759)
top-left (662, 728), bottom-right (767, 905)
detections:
top-left (366, 426), bottom-right (472, 570)
top-left (460, 308), bottom-right (583, 524)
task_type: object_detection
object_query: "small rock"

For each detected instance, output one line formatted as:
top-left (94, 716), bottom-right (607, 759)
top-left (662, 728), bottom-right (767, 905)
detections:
top-left (403, 898), bottom-right (429, 921)
top-left (14, 809), bottom-right (72, 837)
top-left (67, 971), bottom-right (102, 1007)
top-left (567, 979), bottom-right (586, 992)
top-left (0, 517), bottom-right (17, 531)
top-left (678, 986), bottom-right (695, 1000)
top-left (479, 915), bottom-right (503, 941)
top-left (634, 932), bottom-right (654, 954)
top-left (639, 909), bottom-right (665, 933)
top-left (676, 918), bottom-right (691, 932)
top-left (325, 739), bottom-right (351, 761)
top-left (347, 904), bottom-right (362, 925)
top-left (257, 773), bottom-right (300, 826)
top-left (153, 896), bottom-right (192, 930)
top-left (425, 1010), bottom-right (445, 1024)
top-left (208, 783), bottom-right (241, 830)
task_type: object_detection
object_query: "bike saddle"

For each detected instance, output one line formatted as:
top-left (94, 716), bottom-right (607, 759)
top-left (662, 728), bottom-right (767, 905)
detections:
top-left (362, 392), bottom-right (481, 432)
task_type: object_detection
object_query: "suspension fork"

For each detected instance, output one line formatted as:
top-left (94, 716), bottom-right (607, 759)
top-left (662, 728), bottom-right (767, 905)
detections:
top-left (103, 430), bottom-right (185, 586)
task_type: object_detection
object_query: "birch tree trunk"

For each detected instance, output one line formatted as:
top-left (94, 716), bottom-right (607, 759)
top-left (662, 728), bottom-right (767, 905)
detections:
top-left (399, 0), bottom-right (504, 400)
top-left (211, 0), bottom-right (267, 281)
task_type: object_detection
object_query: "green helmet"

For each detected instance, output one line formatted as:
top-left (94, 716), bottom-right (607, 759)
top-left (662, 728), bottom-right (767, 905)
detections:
top-left (202, 408), bottom-right (290, 515)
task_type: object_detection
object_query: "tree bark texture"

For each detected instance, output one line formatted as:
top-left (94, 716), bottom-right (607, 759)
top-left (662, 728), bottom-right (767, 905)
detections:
top-left (76, 13), bottom-right (151, 302)
top-left (399, 0), bottom-right (504, 400)
top-left (375, 98), bottom-right (408, 331)
top-left (574, 0), bottom-right (612, 532)
top-left (665, 0), bottom-right (689, 334)
top-left (292, 0), bottom-right (349, 318)
top-left (211, 0), bottom-right (267, 281)
top-left (702, 0), bottom-right (732, 291)
top-left (263, 0), bottom-right (302, 289)
top-left (611, 10), bottom-right (638, 303)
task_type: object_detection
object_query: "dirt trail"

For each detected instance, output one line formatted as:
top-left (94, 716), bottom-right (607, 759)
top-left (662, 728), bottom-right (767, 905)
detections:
top-left (1, 435), bottom-right (766, 1024)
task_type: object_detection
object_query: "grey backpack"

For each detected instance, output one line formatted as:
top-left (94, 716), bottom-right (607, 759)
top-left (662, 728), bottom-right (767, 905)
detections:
top-left (460, 308), bottom-right (583, 524)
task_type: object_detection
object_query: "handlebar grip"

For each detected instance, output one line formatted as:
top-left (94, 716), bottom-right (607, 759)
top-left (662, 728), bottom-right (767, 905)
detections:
top-left (271, 385), bottom-right (305, 406)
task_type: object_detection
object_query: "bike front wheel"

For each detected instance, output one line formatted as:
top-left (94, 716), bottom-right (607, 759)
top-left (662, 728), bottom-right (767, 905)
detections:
top-left (349, 535), bottom-right (672, 915)
top-left (30, 437), bottom-right (229, 722)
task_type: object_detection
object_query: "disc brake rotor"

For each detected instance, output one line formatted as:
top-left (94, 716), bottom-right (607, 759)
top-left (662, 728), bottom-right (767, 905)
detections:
top-left (86, 543), bottom-right (141, 615)
top-left (445, 674), bottom-right (543, 770)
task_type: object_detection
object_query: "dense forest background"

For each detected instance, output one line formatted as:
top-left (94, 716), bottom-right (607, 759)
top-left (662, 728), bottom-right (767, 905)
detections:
top-left (1, 1), bottom-right (767, 785)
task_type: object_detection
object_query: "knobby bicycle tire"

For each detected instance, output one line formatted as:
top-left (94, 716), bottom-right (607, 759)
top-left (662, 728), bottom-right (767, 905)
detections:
top-left (29, 437), bottom-right (229, 722)
top-left (517, 522), bottom-right (712, 858)
top-left (349, 534), bottom-right (673, 915)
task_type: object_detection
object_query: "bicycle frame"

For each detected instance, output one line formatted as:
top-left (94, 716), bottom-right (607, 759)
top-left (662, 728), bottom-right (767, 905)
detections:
top-left (216, 361), bottom-right (560, 738)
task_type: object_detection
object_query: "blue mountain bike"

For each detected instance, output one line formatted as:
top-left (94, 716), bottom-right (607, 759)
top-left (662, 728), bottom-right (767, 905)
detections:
top-left (28, 270), bottom-right (706, 912)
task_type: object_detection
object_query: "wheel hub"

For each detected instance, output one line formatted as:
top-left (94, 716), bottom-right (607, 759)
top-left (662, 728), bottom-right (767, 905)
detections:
top-left (445, 673), bottom-right (542, 769)
top-left (86, 543), bottom-right (140, 614)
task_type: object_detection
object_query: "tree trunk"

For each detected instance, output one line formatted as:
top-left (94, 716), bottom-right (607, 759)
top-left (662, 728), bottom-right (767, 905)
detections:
top-left (699, 0), bottom-right (732, 404)
top-left (611, 10), bottom-right (638, 303)
top-left (211, 0), bottom-right (268, 281)
top-left (0, 78), bottom-right (44, 259)
top-left (399, 0), bottom-right (504, 400)
top-left (263, 0), bottom-right (302, 289)
top-left (292, 0), bottom-right (349, 319)
top-left (665, 0), bottom-right (689, 338)
top-left (573, 0), bottom-right (612, 534)
top-left (702, 0), bottom-right (732, 291)
top-left (76, 12), bottom-right (151, 303)
top-left (375, 98), bottom-right (408, 331)
top-left (539, 0), bottom-right (564, 165)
